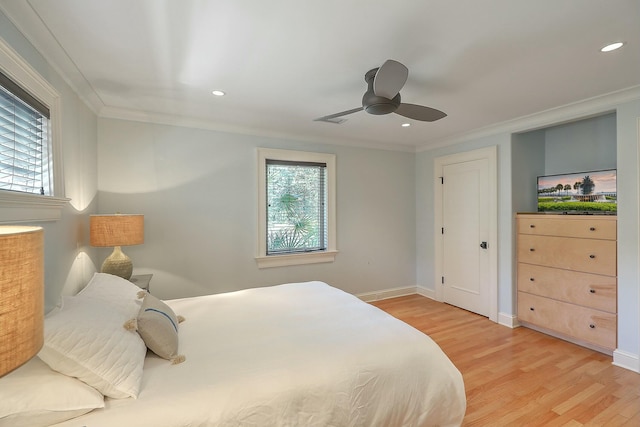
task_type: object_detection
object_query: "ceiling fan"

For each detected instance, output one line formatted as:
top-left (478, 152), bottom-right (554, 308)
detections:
top-left (314, 59), bottom-right (447, 124)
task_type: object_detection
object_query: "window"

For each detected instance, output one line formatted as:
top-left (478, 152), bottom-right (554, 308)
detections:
top-left (266, 159), bottom-right (326, 254)
top-left (257, 148), bottom-right (337, 268)
top-left (0, 38), bottom-right (66, 223)
top-left (0, 71), bottom-right (50, 195)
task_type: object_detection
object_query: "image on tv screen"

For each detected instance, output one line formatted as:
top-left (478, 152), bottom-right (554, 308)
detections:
top-left (537, 169), bottom-right (616, 214)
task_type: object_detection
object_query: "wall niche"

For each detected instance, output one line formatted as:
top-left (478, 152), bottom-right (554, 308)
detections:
top-left (511, 112), bottom-right (617, 214)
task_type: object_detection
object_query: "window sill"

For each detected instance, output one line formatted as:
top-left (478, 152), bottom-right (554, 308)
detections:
top-left (0, 191), bottom-right (70, 223)
top-left (255, 250), bottom-right (338, 269)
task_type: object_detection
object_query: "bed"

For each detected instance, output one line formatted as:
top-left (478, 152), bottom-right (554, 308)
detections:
top-left (0, 274), bottom-right (466, 427)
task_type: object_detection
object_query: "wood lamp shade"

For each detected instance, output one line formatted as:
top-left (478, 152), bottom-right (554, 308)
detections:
top-left (90, 214), bottom-right (144, 280)
top-left (0, 226), bottom-right (44, 377)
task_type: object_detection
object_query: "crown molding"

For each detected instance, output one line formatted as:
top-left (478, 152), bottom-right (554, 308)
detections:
top-left (417, 85), bottom-right (640, 152)
top-left (98, 105), bottom-right (417, 153)
top-left (0, 1), bottom-right (103, 115)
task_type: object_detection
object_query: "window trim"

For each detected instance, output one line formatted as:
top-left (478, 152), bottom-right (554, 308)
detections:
top-left (256, 148), bottom-right (337, 268)
top-left (0, 36), bottom-right (68, 224)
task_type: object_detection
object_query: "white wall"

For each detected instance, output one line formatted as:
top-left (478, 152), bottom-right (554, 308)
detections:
top-left (0, 12), bottom-right (99, 312)
top-left (96, 118), bottom-right (416, 298)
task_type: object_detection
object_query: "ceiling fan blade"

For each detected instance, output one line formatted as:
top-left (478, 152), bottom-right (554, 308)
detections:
top-left (395, 103), bottom-right (447, 122)
top-left (373, 60), bottom-right (408, 99)
top-left (314, 107), bottom-right (363, 123)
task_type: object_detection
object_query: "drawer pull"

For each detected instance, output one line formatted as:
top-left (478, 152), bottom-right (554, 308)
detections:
top-left (589, 254), bottom-right (596, 259)
top-left (530, 248), bottom-right (535, 252)
top-left (529, 277), bottom-right (535, 282)
top-left (589, 289), bottom-right (596, 294)
top-left (589, 324), bottom-right (595, 329)
top-left (529, 224), bottom-right (535, 228)
top-left (590, 227), bottom-right (596, 231)
top-left (529, 307), bottom-right (535, 311)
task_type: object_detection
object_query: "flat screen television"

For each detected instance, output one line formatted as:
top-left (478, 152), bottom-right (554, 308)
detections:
top-left (537, 169), bottom-right (617, 214)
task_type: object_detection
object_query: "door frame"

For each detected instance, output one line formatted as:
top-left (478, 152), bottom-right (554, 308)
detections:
top-left (434, 145), bottom-right (498, 323)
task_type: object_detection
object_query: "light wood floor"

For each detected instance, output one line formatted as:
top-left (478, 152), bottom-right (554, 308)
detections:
top-left (371, 294), bottom-right (640, 426)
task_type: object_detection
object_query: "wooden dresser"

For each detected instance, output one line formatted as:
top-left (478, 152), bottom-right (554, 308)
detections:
top-left (516, 213), bottom-right (617, 353)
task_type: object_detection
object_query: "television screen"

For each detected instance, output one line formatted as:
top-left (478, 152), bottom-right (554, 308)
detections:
top-left (537, 169), bottom-right (617, 214)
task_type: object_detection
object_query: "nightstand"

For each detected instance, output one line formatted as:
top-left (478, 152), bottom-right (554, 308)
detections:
top-left (130, 274), bottom-right (153, 293)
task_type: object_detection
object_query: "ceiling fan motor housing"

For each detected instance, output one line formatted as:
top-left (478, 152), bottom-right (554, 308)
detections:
top-left (362, 92), bottom-right (401, 115)
top-left (362, 68), bottom-right (401, 115)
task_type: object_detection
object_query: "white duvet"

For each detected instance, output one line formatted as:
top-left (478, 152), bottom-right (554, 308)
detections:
top-left (55, 281), bottom-right (465, 426)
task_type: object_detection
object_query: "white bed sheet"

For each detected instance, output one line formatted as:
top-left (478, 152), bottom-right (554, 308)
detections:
top-left (54, 281), bottom-right (465, 426)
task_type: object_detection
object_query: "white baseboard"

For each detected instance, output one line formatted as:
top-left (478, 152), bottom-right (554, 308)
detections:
top-left (499, 312), bottom-right (519, 328)
top-left (356, 286), bottom-right (417, 302)
top-left (416, 285), bottom-right (435, 300)
top-left (357, 285), bottom-right (436, 302)
top-left (613, 349), bottom-right (640, 373)
top-left (360, 286), bottom-right (508, 328)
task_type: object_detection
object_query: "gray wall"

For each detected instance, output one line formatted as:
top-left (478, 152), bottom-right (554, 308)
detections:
top-left (615, 100), bottom-right (640, 360)
top-left (416, 104), bottom-right (639, 366)
top-left (0, 11), bottom-right (99, 312)
top-left (544, 113), bottom-right (617, 174)
top-left (96, 118), bottom-right (417, 298)
top-left (511, 129), bottom-right (545, 214)
top-left (2, 5), bottom-right (638, 369)
top-left (511, 112), bottom-right (617, 215)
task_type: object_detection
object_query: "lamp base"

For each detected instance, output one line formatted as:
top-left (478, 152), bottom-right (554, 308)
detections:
top-left (101, 246), bottom-right (133, 280)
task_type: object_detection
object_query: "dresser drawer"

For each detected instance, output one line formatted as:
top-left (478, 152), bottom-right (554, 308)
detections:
top-left (518, 234), bottom-right (616, 276)
top-left (517, 216), bottom-right (616, 240)
top-left (518, 292), bottom-right (616, 350)
top-left (517, 263), bottom-right (616, 313)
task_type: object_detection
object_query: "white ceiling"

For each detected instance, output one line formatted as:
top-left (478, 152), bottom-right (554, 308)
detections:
top-left (1, 0), bottom-right (639, 151)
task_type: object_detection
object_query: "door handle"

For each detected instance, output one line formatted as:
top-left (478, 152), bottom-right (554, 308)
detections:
top-left (480, 241), bottom-right (488, 249)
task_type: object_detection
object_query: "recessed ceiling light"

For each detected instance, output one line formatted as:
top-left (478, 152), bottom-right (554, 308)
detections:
top-left (212, 90), bottom-right (226, 96)
top-left (600, 42), bottom-right (624, 52)
top-left (401, 123), bottom-right (411, 127)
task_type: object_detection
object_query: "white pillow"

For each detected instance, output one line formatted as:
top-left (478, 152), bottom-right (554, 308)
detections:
top-left (0, 357), bottom-right (104, 427)
top-left (38, 296), bottom-right (147, 399)
top-left (76, 272), bottom-right (142, 317)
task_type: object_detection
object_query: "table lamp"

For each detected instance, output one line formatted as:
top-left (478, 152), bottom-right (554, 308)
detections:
top-left (90, 214), bottom-right (144, 280)
top-left (0, 226), bottom-right (44, 377)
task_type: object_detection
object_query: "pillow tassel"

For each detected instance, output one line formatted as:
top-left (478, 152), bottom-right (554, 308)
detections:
top-left (123, 318), bottom-right (138, 331)
top-left (137, 290), bottom-right (147, 299)
top-left (177, 315), bottom-right (186, 323)
top-left (170, 355), bottom-right (186, 365)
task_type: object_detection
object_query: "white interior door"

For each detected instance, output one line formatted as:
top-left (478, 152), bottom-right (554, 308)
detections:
top-left (442, 159), bottom-right (490, 316)
top-left (434, 146), bottom-right (497, 321)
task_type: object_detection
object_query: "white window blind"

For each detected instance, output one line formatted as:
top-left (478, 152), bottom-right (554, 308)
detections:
top-left (0, 71), bottom-right (50, 195)
top-left (266, 159), bottom-right (327, 255)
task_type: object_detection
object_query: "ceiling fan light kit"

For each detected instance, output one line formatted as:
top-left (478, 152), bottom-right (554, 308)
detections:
top-left (315, 59), bottom-right (446, 124)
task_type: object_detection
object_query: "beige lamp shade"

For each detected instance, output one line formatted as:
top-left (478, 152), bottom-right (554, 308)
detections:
top-left (90, 214), bottom-right (144, 280)
top-left (0, 226), bottom-right (44, 377)
top-left (90, 214), bottom-right (144, 247)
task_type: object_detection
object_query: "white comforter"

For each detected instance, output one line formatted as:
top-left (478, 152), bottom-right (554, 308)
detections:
top-left (56, 281), bottom-right (466, 426)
